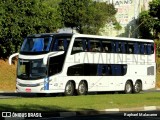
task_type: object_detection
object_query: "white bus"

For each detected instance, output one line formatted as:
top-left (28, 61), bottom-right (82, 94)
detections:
top-left (9, 33), bottom-right (156, 96)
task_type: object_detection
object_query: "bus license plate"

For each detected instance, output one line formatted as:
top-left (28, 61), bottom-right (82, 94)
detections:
top-left (26, 88), bottom-right (31, 92)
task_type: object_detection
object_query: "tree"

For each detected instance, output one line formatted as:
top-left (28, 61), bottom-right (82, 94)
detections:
top-left (59, 0), bottom-right (118, 34)
top-left (0, 0), bottom-right (62, 58)
top-left (149, 0), bottom-right (160, 38)
top-left (139, 0), bottom-right (160, 39)
top-left (138, 11), bottom-right (155, 39)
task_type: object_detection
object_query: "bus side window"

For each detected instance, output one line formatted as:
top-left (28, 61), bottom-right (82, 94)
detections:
top-left (87, 39), bottom-right (91, 51)
top-left (72, 39), bottom-right (84, 54)
top-left (140, 43), bottom-right (145, 54)
top-left (63, 39), bottom-right (68, 51)
top-left (67, 64), bottom-right (84, 76)
top-left (147, 43), bottom-right (151, 54)
top-left (115, 42), bottom-right (119, 53)
top-left (90, 40), bottom-right (101, 52)
top-left (58, 40), bottom-right (64, 51)
top-left (122, 65), bottom-right (127, 75)
top-left (102, 65), bottom-right (111, 76)
top-left (144, 44), bottom-right (148, 54)
top-left (127, 43), bottom-right (134, 54)
top-left (102, 41), bottom-right (112, 53)
top-left (111, 42), bottom-right (115, 53)
top-left (82, 39), bottom-right (87, 51)
top-left (151, 43), bottom-right (154, 54)
top-left (97, 64), bottom-right (103, 76)
top-left (111, 65), bottom-right (122, 76)
top-left (115, 42), bottom-right (121, 53)
top-left (134, 42), bottom-right (140, 54)
top-left (121, 42), bottom-right (126, 53)
top-left (52, 37), bottom-right (70, 52)
top-left (53, 39), bottom-right (58, 51)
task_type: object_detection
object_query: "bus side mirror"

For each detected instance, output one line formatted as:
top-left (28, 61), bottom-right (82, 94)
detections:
top-left (9, 53), bottom-right (19, 65)
top-left (43, 52), bottom-right (56, 65)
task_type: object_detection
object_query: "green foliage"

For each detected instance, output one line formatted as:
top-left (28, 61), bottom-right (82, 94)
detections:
top-left (149, 0), bottom-right (160, 38)
top-left (113, 22), bottom-right (122, 31)
top-left (149, 0), bottom-right (160, 18)
top-left (0, 0), bottom-right (62, 58)
top-left (139, 0), bottom-right (160, 39)
top-left (139, 11), bottom-right (155, 39)
top-left (59, 0), bottom-right (117, 34)
top-left (0, 0), bottom-right (118, 58)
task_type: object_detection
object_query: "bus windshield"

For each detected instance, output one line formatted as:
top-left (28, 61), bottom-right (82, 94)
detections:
top-left (17, 59), bottom-right (47, 80)
top-left (20, 37), bottom-right (52, 52)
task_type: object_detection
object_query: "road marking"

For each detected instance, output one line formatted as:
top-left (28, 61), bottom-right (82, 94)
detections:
top-left (105, 108), bottom-right (119, 112)
top-left (144, 106), bottom-right (157, 111)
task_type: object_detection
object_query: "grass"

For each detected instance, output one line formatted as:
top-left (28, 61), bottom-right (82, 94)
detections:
top-left (0, 92), bottom-right (160, 111)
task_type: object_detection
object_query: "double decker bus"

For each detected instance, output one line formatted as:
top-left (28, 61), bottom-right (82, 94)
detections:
top-left (9, 33), bottom-right (156, 95)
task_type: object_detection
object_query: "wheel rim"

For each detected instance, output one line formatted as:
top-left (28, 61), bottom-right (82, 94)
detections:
top-left (66, 83), bottom-right (72, 95)
top-left (126, 83), bottom-right (132, 93)
top-left (135, 82), bottom-right (141, 93)
top-left (79, 83), bottom-right (85, 94)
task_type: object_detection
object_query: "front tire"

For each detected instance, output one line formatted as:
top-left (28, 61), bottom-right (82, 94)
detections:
top-left (64, 81), bottom-right (74, 96)
top-left (77, 81), bottom-right (87, 95)
top-left (133, 81), bottom-right (142, 93)
top-left (124, 81), bottom-right (133, 94)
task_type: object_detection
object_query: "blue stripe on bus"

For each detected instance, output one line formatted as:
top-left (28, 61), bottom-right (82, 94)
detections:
top-left (44, 77), bottom-right (49, 90)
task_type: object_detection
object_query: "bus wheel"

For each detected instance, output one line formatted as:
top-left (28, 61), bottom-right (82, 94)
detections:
top-left (64, 81), bottom-right (74, 96)
top-left (133, 81), bottom-right (142, 93)
top-left (77, 81), bottom-right (87, 95)
top-left (124, 81), bottom-right (133, 94)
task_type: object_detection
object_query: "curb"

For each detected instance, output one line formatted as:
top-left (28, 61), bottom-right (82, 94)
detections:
top-left (0, 91), bottom-right (17, 93)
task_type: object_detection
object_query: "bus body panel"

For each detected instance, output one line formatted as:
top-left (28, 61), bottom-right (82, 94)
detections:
top-left (10, 33), bottom-right (156, 94)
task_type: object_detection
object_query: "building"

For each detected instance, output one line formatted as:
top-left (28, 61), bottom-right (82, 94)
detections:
top-left (96, 0), bottom-right (152, 38)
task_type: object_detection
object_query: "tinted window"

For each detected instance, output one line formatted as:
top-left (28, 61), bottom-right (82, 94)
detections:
top-left (67, 64), bottom-right (127, 76)
top-left (102, 41), bottom-right (112, 52)
top-left (72, 38), bottom-right (86, 54)
top-left (51, 37), bottom-right (71, 51)
top-left (89, 40), bottom-right (102, 52)
top-left (48, 55), bottom-right (65, 76)
top-left (127, 43), bottom-right (134, 54)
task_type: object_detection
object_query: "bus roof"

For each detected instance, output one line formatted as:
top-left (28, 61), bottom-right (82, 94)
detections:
top-left (27, 33), bottom-right (73, 38)
top-left (27, 33), bottom-right (153, 43)
top-left (73, 34), bottom-right (154, 43)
